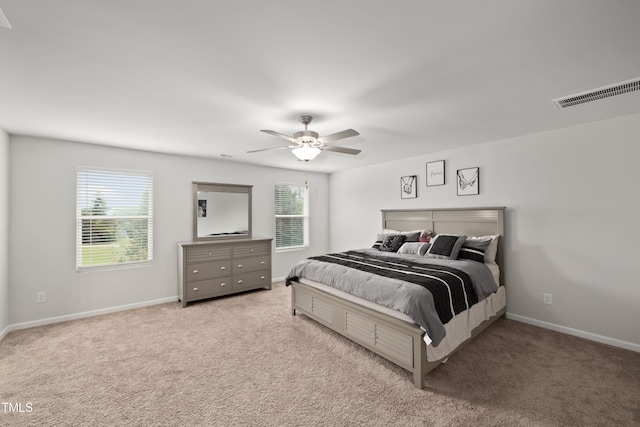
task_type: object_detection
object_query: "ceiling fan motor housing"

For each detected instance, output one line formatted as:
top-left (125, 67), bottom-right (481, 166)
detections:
top-left (293, 130), bottom-right (320, 142)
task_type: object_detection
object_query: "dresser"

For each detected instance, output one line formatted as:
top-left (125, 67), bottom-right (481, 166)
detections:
top-left (178, 238), bottom-right (272, 307)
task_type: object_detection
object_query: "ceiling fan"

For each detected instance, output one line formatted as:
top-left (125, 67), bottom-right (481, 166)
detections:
top-left (248, 115), bottom-right (361, 161)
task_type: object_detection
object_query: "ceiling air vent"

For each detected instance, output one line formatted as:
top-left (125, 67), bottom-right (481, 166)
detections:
top-left (552, 77), bottom-right (640, 109)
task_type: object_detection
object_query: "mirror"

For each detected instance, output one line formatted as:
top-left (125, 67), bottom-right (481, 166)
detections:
top-left (193, 182), bottom-right (252, 240)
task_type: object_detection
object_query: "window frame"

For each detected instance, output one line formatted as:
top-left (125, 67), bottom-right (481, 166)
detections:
top-left (76, 167), bottom-right (154, 272)
top-left (274, 183), bottom-right (309, 252)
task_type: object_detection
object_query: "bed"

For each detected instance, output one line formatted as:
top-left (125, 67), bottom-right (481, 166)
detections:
top-left (286, 207), bottom-right (506, 389)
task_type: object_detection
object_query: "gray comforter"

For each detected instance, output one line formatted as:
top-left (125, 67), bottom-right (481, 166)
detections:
top-left (286, 248), bottom-right (498, 346)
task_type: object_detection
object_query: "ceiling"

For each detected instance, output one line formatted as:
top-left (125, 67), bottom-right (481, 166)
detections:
top-left (1, 1), bottom-right (639, 173)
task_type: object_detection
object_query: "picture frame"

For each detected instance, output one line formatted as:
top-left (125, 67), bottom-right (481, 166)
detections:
top-left (426, 160), bottom-right (445, 186)
top-left (400, 175), bottom-right (417, 199)
top-left (456, 167), bottom-right (479, 196)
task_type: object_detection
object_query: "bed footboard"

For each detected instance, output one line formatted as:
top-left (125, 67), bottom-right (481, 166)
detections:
top-left (291, 280), bottom-right (430, 389)
top-left (291, 280), bottom-right (506, 389)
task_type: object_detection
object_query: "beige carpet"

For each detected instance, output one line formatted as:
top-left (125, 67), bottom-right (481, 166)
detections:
top-left (1, 282), bottom-right (639, 427)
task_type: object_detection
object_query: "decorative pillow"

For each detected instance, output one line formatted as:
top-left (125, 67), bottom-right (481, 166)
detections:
top-left (380, 234), bottom-right (405, 252)
top-left (398, 242), bottom-right (430, 256)
top-left (457, 237), bottom-right (492, 263)
top-left (466, 235), bottom-right (499, 263)
top-left (400, 231), bottom-right (420, 242)
top-left (425, 234), bottom-right (466, 259)
top-left (372, 233), bottom-right (392, 250)
top-left (419, 233), bottom-right (433, 243)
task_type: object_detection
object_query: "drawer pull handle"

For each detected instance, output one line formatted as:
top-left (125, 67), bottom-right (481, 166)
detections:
top-left (250, 248), bottom-right (254, 252)
top-left (193, 270), bottom-right (199, 274)
top-left (220, 283), bottom-right (226, 287)
top-left (260, 261), bottom-right (265, 265)
top-left (237, 280), bottom-right (243, 284)
top-left (260, 276), bottom-right (265, 280)
top-left (193, 287), bottom-right (199, 291)
top-left (237, 264), bottom-right (243, 268)
top-left (220, 266), bottom-right (226, 270)
top-left (208, 253), bottom-right (212, 256)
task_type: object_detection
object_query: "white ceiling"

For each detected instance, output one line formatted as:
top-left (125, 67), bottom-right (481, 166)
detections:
top-left (1, 1), bottom-right (639, 173)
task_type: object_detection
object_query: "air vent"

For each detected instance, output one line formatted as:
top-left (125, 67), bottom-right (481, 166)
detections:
top-left (552, 77), bottom-right (640, 109)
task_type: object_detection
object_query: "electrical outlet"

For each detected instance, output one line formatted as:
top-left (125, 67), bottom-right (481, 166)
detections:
top-left (543, 292), bottom-right (552, 305)
top-left (36, 292), bottom-right (46, 303)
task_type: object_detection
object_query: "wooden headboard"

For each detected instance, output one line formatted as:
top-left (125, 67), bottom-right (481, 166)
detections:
top-left (381, 207), bottom-right (505, 285)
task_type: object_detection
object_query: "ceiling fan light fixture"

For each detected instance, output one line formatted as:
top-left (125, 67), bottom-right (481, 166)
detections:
top-left (292, 143), bottom-right (321, 161)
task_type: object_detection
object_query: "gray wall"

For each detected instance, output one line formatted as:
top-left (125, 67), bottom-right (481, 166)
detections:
top-left (329, 113), bottom-right (640, 350)
top-left (0, 129), bottom-right (8, 338)
top-left (8, 135), bottom-right (329, 325)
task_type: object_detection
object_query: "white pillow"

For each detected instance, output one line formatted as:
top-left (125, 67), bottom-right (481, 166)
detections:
top-left (398, 242), bottom-right (430, 256)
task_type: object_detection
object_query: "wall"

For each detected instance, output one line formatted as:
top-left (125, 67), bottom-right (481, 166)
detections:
top-left (0, 129), bottom-right (8, 339)
top-left (329, 113), bottom-right (640, 350)
top-left (9, 135), bottom-right (329, 326)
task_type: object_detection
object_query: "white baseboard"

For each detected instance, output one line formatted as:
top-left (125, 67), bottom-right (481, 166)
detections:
top-left (0, 324), bottom-right (9, 342)
top-left (506, 312), bottom-right (639, 353)
top-left (5, 296), bottom-right (635, 354)
top-left (3, 296), bottom-right (178, 337)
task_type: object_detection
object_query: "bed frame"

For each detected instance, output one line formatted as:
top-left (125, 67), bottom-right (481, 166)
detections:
top-left (290, 207), bottom-right (506, 389)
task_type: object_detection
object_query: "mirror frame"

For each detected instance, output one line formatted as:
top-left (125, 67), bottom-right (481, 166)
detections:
top-left (193, 182), bottom-right (253, 241)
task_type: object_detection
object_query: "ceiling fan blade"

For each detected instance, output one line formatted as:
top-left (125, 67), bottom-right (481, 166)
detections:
top-left (318, 129), bottom-right (359, 143)
top-left (323, 145), bottom-right (361, 155)
top-left (260, 129), bottom-right (296, 142)
top-left (246, 145), bottom-right (291, 154)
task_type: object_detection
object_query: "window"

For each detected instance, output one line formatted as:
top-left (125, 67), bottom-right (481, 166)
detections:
top-left (274, 183), bottom-right (309, 250)
top-left (76, 168), bottom-right (153, 270)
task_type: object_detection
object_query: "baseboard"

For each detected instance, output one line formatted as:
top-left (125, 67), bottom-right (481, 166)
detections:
top-left (3, 296), bottom-right (179, 338)
top-left (0, 324), bottom-right (9, 342)
top-left (506, 312), bottom-right (640, 353)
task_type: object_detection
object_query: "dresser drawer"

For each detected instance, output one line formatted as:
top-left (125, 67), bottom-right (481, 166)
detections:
top-left (233, 242), bottom-right (270, 258)
top-left (186, 261), bottom-right (232, 281)
top-left (233, 256), bottom-right (269, 274)
top-left (234, 270), bottom-right (270, 291)
top-left (187, 245), bottom-right (232, 263)
top-left (186, 277), bottom-right (232, 299)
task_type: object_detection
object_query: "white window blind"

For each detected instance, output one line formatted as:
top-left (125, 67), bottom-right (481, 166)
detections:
top-left (274, 184), bottom-right (309, 250)
top-left (76, 168), bottom-right (153, 270)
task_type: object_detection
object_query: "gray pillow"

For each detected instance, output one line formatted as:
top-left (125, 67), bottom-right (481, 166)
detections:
top-left (425, 234), bottom-right (466, 260)
top-left (400, 231), bottom-right (420, 242)
top-left (457, 237), bottom-right (491, 263)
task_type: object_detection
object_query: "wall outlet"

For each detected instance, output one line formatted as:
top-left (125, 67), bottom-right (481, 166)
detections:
top-left (36, 291), bottom-right (46, 303)
top-left (543, 292), bottom-right (552, 305)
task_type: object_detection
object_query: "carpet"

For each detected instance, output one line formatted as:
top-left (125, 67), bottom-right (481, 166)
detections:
top-left (1, 282), bottom-right (638, 426)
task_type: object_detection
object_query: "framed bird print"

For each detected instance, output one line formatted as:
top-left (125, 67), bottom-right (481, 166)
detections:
top-left (401, 175), bottom-right (417, 198)
top-left (457, 167), bottom-right (479, 196)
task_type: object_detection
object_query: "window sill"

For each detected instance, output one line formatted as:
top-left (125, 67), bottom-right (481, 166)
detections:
top-left (76, 260), bottom-right (153, 273)
top-left (275, 245), bottom-right (309, 254)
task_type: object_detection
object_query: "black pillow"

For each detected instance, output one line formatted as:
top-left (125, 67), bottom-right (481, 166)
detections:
top-left (380, 234), bottom-right (405, 252)
top-left (425, 234), bottom-right (466, 259)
